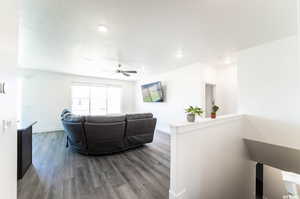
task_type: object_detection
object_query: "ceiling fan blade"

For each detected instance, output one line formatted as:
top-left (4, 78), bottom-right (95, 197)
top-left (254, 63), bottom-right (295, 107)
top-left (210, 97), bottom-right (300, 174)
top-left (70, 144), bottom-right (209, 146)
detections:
top-left (122, 70), bottom-right (137, 73)
top-left (121, 71), bottom-right (130, 77)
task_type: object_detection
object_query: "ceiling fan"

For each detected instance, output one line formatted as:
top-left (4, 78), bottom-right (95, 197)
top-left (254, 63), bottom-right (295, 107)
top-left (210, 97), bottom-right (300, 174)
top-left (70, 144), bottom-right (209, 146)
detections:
top-left (116, 64), bottom-right (138, 77)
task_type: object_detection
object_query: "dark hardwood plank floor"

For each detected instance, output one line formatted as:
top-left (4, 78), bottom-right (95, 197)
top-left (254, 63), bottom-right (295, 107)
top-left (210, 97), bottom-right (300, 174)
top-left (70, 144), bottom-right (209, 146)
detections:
top-left (18, 131), bottom-right (170, 199)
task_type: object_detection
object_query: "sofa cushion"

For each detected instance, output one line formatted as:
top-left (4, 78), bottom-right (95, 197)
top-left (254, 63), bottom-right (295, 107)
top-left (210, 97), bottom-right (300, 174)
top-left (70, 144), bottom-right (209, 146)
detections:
top-left (62, 113), bottom-right (84, 122)
top-left (61, 108), bottom-right (71, 118)
top-left (85, 115), bottom-right (126, 123)
top-left (126, 113), bottom-right (153, 120)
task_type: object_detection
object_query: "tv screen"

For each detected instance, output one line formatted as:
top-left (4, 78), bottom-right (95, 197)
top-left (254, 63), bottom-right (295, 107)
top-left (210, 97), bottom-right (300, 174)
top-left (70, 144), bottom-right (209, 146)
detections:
top-left (141, 81), bottom-right (164, 102)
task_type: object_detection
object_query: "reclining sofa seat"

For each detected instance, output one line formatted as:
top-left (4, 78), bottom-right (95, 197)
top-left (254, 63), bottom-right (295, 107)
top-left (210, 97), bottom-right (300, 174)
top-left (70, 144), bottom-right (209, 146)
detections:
top-left (125, 113), bottom-right (157, 149)
top-left (84, 115), bottom-right (126, 155)
top-left (61, 111), bottom-right (157, 155)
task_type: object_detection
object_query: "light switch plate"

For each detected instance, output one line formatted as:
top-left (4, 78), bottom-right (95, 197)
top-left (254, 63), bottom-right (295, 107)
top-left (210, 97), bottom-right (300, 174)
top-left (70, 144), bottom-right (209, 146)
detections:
top-left (0, 82), bottom-right (5, 94)
top-left (2, 120), bottom-right (12, 133)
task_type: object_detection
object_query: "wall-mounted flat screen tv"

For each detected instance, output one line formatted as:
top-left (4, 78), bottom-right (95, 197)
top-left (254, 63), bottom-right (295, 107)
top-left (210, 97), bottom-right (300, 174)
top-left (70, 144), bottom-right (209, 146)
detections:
top-left (141, 81), bottom-right (164, 102)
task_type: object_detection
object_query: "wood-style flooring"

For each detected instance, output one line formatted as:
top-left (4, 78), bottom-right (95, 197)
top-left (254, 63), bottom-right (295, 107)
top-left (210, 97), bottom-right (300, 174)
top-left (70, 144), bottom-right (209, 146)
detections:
top-left (18, 131), bottom-right (170, 199)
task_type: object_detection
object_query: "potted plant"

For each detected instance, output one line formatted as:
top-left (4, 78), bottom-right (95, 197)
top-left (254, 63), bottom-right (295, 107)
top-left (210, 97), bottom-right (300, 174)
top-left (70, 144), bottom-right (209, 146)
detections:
top-left (211, 105), bottom-right (219, 119)
top-left (185, 106), bottom-right (203, 122)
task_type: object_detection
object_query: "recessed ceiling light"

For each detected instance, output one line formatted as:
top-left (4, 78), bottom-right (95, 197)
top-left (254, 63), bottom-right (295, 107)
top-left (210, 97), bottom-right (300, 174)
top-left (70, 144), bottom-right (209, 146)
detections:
top-left (176, 50), bottom-right (183, 59)
top-left (97, 25), bottom-right (108, 33)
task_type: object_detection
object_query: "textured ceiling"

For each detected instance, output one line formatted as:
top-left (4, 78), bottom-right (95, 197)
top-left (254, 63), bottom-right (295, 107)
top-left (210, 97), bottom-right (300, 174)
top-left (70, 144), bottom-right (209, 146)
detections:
top-left (19, 0), bottom-right (298, 80)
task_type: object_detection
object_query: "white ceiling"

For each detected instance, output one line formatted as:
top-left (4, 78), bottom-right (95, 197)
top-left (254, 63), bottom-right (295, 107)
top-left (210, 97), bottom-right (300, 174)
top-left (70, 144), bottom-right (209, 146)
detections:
top-left (19, 0), bottom-right (298, 80)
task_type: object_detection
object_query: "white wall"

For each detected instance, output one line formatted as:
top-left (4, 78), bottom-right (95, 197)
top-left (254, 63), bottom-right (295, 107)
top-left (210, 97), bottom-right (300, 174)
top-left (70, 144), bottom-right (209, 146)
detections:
top-left (0, 1), bottom-right (18, 199)
top-left (238, 35), bottom-right (300, 199)
top-left (135, 62), bottom-right (238, 134)
top-left (238, 35), bottom-right (300, 148)
top-left (135, 62), bottom-right (217, 133)
top-left (169, 115), bottom-right (254, 199)
top-left (169, 114), bottom-right (300, 199)
top-left (19, 69), bottom-right (136, 133)
top-left (168, 35), bottom-right (299, 199)
top-left (216, 64), bottom-right (238, 116)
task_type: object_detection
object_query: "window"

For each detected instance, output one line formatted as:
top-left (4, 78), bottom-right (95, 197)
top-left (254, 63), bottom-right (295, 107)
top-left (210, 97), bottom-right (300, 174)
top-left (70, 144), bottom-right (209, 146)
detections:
top-left (71, 84), bottom-right (122, 115)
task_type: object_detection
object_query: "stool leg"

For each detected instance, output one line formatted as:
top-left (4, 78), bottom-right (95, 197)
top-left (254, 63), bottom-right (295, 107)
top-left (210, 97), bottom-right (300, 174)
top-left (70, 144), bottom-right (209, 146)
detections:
top-left (256, 163), bottom-right (263, 199)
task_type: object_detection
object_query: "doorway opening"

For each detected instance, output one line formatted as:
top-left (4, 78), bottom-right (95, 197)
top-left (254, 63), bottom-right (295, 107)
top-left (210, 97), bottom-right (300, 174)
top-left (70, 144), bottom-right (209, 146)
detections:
top-left (205, 83), bottom-right (216, 118)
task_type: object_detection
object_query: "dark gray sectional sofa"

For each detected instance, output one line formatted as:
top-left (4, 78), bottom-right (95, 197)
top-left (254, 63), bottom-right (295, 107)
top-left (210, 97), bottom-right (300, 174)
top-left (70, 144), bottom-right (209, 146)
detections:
top-left (61, 110), bottom-right (157, 155)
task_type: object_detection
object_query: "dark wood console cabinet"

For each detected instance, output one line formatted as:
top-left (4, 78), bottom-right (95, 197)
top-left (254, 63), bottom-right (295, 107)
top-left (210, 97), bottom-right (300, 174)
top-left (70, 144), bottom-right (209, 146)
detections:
top-left (17, 121), bottom-right (37, 179)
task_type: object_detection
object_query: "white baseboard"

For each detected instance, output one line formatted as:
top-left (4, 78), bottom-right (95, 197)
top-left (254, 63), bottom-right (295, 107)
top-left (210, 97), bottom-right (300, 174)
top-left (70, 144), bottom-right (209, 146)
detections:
top-left (169, 189), bottom-right (186, 199)
top-left (156, 129), bottom-right (170, 136)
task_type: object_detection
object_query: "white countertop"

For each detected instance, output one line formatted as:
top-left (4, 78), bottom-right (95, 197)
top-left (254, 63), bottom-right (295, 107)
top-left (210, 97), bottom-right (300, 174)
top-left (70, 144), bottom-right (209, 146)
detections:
top-left (169, 114), bottom-right (244, 134)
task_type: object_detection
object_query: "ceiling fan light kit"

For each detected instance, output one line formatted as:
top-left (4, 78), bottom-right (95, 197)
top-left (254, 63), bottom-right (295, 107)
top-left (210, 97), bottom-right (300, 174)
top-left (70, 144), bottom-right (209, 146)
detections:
top-left (116, 64), bottom-right (138, 77)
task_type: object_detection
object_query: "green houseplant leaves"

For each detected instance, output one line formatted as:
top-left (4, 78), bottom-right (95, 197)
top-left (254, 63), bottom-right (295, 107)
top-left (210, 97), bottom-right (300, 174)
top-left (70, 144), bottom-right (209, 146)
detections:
top-left (185, 106), bottom-right (204, 116)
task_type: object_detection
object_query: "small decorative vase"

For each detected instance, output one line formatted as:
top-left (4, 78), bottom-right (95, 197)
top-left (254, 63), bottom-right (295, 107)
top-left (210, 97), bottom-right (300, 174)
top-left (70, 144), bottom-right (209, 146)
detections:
top-left (211, 112), bottom-right (216, 119)
top-left (187, 113), bottom-right (195, 122)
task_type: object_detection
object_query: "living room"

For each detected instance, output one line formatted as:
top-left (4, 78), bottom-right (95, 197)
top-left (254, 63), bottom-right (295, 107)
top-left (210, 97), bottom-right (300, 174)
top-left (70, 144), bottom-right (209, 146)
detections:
top-left (18, 63), bottom-right (237, 135)
top-left (1, 0), bottom-right (300, 199)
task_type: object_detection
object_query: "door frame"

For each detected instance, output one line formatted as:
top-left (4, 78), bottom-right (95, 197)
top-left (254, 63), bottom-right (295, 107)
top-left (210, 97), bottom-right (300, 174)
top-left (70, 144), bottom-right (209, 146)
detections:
top-left (204, 83), bottom-right (216, 118)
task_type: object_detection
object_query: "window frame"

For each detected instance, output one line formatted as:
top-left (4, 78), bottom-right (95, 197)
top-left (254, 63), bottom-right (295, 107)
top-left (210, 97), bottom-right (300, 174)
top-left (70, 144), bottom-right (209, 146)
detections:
top-left (70, 82), bottom-right (122, 115)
